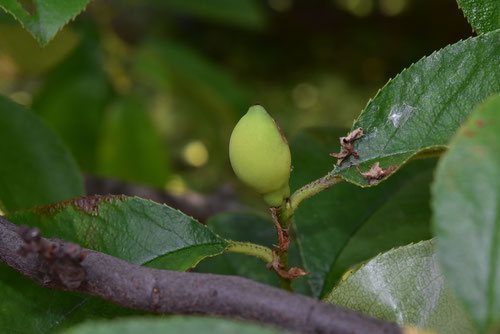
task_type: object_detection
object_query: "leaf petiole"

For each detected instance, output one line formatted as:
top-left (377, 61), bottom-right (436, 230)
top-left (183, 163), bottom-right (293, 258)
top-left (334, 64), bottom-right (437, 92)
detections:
top-left (225, 241), bottom-right (274, 264)
top-left (280, 173), bottom-right (343, 222)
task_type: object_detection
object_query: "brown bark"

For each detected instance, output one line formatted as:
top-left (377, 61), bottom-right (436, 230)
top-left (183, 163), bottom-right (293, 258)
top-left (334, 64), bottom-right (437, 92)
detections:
top-left (0, 216), bottom-right (401, 334)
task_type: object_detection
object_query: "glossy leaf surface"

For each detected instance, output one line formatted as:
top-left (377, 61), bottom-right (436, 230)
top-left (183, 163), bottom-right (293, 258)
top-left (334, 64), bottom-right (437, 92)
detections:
top-left (325, 241), bottom-right (474, 334)
top-left (0, 95), bottom-right (84, 212)
top-left (456, 0), bottom-right (500, 33)
top-left (334, 31), bottom-right (500, 186)
top-left (290, 128), bottom-right (434, 297)
top-left (432, 94), bottom-right (500, 333)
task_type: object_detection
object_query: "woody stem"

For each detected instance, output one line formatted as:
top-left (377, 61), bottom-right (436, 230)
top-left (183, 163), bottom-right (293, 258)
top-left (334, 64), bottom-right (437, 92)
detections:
top-left (270, 207), bottom-right (292, 291)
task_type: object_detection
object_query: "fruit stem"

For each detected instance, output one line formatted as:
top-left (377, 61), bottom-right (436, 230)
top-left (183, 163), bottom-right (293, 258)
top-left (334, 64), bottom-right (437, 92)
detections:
top-left (226, 241), bottom-right (274, 263)
top-left (270, 208), bottom-right (293, 291)
top-left (265, 172), bottom-right (343, 291)
top-left (278, 267), bottom-right (293, 291)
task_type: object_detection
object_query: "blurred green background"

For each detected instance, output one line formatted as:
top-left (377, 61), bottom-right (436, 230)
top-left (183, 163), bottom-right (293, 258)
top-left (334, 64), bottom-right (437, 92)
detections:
top-left (0, 0), bottom-right (471, 204)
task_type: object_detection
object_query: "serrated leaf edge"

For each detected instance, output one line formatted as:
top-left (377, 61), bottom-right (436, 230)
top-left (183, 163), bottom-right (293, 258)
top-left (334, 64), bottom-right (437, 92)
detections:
top-left (455, 0), bottom-right (482, 34)
top-left (333, 30), bottom-right (500, 188)
top-left (0, 0), bottom-right (93, 46)
top-left (323, 239), bottom-right (435, 301)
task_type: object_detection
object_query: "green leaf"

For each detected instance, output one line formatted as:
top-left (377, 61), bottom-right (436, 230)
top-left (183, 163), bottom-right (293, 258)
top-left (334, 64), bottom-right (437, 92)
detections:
top-left (97, 95), bottom-right (170, 187)
top-left (9, 196), bottom-right (227, 268)
top-left (335, 31), bottom-right (500, 186)
top-left (156, 0), bottom-right (266, 29)
top-left (0, 0), bottom-right (92, 45)
top-left (324, 241), bottom-right (474, 334)
top-left (134, 39), bottom-right (252, 176)
top-left (456, 0), bottom-right (500, 34)
top-left (432, 93), bottom-right (500, 333)
top-left (290, 128), bottom-right (434, 297)
top-left (135, 40), bottom-right (250, 124)
top-left (0, 95), bottom-right (84, 212)
top-left (0, 195), bottom-right (228, 333)
top-left (324, 162), bottom-right (435, 290)
top-left (0, 263), bottom-right (88, 334)
top-left (32, 36), bottom-right (113, 172)
top-left (62, 316), bottom-right (284, 334)
top-left (0, 23), bottom-right (79, 74)
top-left (0, 262), bottom-right (137, 334)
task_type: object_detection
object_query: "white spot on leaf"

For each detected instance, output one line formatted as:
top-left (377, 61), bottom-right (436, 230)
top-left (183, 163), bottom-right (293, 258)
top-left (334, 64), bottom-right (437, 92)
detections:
top-left (388, 103), bottom-right (415, 127)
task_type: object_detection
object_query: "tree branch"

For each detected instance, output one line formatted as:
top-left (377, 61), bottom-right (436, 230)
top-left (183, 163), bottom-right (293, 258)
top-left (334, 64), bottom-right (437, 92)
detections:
top-left (0, 216), bottom-right (401, 334)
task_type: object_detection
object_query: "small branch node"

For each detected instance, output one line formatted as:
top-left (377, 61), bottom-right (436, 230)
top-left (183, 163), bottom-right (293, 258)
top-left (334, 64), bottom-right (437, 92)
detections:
top-left (269, 208), bottom-right (307, 281)
top-left (17, 226), bottom-right (87, 289)
top-left (267, 250), bottom-right (308, 280)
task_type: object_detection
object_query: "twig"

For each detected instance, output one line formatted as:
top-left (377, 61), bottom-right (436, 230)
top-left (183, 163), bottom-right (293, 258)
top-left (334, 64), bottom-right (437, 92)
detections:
top-left (279, 173), bottom-right (343, 223)
top-left (271, 207), bottom-right (289, 253)
top-left (225, 241), bottom-right (273, 263)
top-left (0, 216), bottom-right (401, 334)
top-left (268, 208), bottom-right (307, 285)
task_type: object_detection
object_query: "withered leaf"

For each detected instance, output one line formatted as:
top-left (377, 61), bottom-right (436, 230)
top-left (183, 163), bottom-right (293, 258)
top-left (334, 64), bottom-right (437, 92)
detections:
top-left (356, 162), bottom-right (397, 185)
top-left (330, 128), bottom-right (364, 165)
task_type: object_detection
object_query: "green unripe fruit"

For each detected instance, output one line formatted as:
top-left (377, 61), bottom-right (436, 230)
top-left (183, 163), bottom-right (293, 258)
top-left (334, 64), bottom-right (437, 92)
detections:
top-left (262, 183), bottom-right (290, 207)
top-left (229, 105), bottom-right (291, 207)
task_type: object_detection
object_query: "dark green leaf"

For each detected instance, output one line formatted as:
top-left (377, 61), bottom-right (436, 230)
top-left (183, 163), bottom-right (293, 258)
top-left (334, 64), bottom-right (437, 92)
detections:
top-left (97, 95), bottom-right (170, 187)
top-left (456, 0), bottom-right (500, 34)
top-left (0, 0), bottom-right (92, 45)
top-left (432, 93), bottom-right (500, 333)
top-left (62, 316), bottom-right (284, 334)
top-left (0, 262), bottom-right (137, 334)
top-left (32, 37), bottom-right (113, 172)
top-left (0, 95), bottom-right (84, 212)
top-left (0, 195), bottom-right (228, 333)
top-left (156, 0), bottom-right (266, 29)
top-left (335, 31), bottom-right (500, 186)
top-left (134, 39), bottom-right (253, 176)
top-left (324, 241), bottom-right (474, 334)
top-left (0, 24), bottom-right (79, 74)
top-left (9, 196), bottom-right (227, 267)
top-left (290, 128), bottom-right (434, 297)
top-left (135, 40), bottom-right (250, 124)
top-left (324, 163), bottom-right (435, 290)
top-left (0, 263), bottom-right (86, 334)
